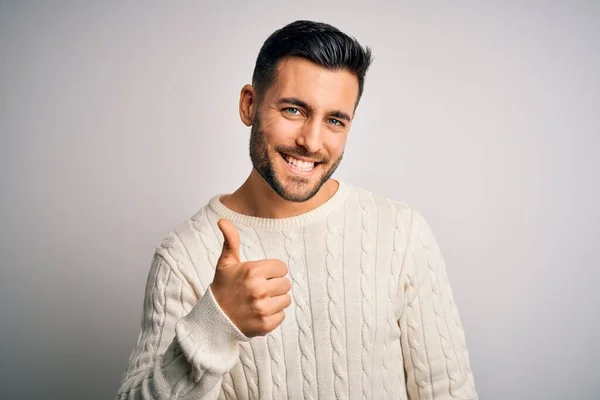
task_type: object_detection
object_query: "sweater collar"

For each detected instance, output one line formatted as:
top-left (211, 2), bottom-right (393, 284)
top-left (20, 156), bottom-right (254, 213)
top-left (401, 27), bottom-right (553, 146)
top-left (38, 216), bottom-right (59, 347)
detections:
top-left (208, 179), bottom-right (351, 230)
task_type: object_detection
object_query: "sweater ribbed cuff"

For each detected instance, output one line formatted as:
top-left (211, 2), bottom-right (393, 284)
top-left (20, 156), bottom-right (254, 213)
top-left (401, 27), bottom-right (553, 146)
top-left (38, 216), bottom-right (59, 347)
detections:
top-left (175, 285), bottom-right (250, 375)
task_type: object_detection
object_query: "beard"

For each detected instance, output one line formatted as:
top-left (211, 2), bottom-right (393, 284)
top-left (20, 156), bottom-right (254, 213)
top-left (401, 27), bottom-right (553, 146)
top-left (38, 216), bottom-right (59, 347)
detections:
top-left (249, 112), bottom-right (343, 203)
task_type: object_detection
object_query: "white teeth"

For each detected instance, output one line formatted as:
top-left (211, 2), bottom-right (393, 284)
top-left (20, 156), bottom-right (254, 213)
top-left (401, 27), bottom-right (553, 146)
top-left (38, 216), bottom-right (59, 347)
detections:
top-left (285, 155), bottom-right (315, 171)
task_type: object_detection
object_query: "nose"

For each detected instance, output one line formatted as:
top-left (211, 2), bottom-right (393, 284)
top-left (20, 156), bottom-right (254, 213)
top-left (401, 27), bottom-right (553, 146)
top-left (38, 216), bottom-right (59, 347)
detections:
top-left (295, 118), bottom-right (323, 154)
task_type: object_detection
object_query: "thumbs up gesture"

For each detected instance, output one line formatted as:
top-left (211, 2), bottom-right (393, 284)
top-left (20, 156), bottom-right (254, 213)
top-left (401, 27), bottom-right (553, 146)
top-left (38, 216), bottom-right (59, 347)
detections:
top-left (210, 218), bottom-right (292, 337)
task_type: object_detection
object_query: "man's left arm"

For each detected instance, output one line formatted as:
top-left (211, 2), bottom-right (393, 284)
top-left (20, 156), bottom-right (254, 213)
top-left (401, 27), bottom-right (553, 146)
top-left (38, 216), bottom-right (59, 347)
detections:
top-left (397, 208), bottom-right (478, 399)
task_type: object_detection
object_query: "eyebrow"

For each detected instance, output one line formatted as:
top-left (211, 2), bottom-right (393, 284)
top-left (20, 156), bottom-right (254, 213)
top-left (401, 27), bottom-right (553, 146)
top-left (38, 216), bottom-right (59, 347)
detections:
top-left (278, 97), bottom-right (352, 122)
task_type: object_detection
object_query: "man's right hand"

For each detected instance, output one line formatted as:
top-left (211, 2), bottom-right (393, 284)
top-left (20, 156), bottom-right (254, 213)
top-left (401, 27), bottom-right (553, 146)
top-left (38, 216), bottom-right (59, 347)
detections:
top-left (210, 218), bottom-right (292, 337)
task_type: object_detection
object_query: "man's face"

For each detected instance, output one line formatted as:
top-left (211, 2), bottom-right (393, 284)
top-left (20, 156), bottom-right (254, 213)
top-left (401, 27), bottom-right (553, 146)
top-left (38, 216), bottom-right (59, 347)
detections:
top-left (249, 57), bottom-right (359, 202)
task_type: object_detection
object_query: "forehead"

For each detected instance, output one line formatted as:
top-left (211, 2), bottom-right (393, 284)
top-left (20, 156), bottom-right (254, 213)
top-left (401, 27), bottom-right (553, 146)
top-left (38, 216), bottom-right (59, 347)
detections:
top-left (267, 57), bottom-right (359, 113)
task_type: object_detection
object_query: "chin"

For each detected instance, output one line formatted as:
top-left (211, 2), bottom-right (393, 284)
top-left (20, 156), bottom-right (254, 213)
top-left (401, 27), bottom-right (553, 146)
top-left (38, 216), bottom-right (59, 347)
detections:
top-left (272, 169), bottom-right (327, 203)
top-left (274, 177), bottom-right (322, 203)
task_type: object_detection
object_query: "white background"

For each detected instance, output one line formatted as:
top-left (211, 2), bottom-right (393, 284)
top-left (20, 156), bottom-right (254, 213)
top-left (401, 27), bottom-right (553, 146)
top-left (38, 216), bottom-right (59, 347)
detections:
top-left (1, 1), bottom-right (599, 398)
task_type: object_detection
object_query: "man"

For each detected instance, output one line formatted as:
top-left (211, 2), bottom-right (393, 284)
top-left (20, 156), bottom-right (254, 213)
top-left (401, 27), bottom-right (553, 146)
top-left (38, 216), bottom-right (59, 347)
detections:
top-left (116, 20), bottom-right (477, 400)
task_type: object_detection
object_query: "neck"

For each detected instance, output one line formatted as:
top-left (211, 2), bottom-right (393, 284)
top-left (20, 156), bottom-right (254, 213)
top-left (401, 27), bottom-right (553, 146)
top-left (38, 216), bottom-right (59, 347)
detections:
top-left (221, 169), bottom-right (339, 219)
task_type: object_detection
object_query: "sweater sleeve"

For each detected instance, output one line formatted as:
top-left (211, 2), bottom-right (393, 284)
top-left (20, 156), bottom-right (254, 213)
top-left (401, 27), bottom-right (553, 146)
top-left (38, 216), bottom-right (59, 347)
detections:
top-left (115, 252), bottom-right (249, 399)
top-left (397, 209), bottom-right (478, 400)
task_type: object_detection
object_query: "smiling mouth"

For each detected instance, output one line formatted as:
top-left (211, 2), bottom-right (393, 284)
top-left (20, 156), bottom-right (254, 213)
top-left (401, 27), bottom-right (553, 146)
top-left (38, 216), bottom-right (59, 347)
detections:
top-left (279, 152), bottom-right (321, 173)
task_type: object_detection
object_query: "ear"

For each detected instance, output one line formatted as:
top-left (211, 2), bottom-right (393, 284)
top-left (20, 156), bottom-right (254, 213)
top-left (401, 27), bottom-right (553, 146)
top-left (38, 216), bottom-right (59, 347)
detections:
top-left (239, 84), bottom-right (257, 127)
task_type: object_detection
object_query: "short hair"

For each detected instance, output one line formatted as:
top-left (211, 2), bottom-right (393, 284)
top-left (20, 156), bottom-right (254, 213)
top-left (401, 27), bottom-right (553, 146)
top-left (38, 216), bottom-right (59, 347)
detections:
top-left (252, 20), bottom-right (373, 108)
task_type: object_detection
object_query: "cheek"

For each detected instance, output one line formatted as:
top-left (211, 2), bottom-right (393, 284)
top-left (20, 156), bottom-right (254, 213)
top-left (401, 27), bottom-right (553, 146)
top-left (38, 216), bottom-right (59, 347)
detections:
top-left (326, 132), bottom-right (348, 157)
top-left (263, 117), bottom-right (301, 143)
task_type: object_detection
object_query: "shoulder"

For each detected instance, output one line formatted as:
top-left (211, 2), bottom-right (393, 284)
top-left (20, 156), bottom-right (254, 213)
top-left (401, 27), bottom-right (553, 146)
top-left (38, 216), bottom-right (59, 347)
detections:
top-left (344, 181), bottom-right (415, 224)
top-left (349, 183), bottom-right (442, 254)
top-left (155, 201), bottom-right (223, 271)
top-left (343, 181), bottom-right (442, 246)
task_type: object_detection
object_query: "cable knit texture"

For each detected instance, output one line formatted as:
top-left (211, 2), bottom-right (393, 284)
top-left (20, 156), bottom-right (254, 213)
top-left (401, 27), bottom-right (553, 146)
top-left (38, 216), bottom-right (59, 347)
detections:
top-left (116, 180), bottom-right (478, 399)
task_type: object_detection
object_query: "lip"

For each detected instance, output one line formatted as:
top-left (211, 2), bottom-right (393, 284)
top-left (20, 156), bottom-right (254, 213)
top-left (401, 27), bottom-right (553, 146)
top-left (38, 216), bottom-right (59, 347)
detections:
top-left (280, 152), bottom-right (320, 176)
top-left (279, 152), bottom-right (321, 164)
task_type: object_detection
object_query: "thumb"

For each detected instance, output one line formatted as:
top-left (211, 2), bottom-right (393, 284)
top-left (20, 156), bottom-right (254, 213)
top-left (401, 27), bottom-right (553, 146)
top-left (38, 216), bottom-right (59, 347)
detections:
top-left (217, 218), bottom-right (240, 266)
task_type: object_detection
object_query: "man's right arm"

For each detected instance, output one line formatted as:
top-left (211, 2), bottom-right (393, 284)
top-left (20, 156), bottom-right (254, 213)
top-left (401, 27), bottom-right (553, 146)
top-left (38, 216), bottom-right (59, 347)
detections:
top-left (116, 218), bottom-right (291, 399)
top-left (115, 252), bottom-right (249, 400)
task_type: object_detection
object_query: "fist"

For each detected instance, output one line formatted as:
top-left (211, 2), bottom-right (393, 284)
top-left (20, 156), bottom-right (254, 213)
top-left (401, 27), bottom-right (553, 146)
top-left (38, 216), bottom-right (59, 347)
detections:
top-left (210, 218), bottom-right (292, 337)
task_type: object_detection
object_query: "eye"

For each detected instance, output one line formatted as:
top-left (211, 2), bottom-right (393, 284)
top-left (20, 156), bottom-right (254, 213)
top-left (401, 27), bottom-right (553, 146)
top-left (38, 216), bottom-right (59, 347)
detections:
top-left (327, 118), bottom-right (343, 126)
top-left (284, 107), bottom-right (301, 115)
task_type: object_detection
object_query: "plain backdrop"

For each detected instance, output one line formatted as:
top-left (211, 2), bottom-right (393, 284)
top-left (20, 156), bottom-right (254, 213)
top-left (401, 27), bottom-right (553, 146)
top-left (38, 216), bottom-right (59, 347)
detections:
top-left (1, 1), bottom-right (599, 399)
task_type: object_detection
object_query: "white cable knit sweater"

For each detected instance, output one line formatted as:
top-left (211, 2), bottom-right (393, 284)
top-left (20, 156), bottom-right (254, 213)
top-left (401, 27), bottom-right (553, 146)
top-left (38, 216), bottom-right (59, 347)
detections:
top-left (116, 180), bottom-right (477, 399)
